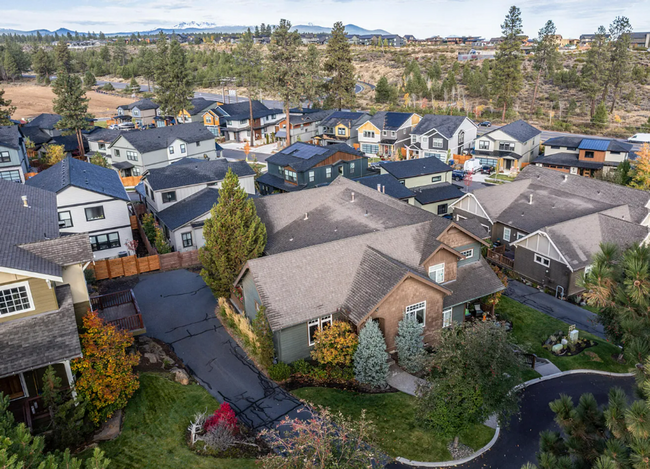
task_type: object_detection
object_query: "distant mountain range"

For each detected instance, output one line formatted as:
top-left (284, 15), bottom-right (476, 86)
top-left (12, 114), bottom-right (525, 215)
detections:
top-left (0, 23), bottom-right (391, 37)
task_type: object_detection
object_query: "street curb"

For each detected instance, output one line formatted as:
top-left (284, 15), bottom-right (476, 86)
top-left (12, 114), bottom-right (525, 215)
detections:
top-left (394, 368), bottom-right (634, 467)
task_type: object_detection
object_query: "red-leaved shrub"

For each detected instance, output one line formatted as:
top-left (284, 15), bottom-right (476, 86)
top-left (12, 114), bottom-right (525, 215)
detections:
top-left (204, 403), bottom-right (238, 433)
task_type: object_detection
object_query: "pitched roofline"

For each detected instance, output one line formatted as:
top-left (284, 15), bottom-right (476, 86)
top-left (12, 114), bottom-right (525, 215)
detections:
top-left (510, 230), bottom-right (573, 271)
top-left (0, 266), bottom-right (63, 282)
top-left (449, 193), bottom-right (494, 224)
top-left (437, 221), bottom-right (491, 246)
top-left (420, 244), bottom-right (465, 268)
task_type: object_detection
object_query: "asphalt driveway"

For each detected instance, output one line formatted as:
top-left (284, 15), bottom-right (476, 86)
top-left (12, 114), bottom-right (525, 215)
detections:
top-left (506, 280), bottom-right (605, 339)
top-left (388, 373), bottom-right (635, 469)
top-left (133, 269), bottom-right (304, 431)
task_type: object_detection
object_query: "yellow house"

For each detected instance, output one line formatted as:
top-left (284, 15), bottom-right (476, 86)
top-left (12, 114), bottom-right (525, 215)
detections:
top-left (177, 97), bottom-right (221, 124)
top-left (356, 112), bottom-right (422, 158)
top-left (202, 109), bottom-right (222, 136)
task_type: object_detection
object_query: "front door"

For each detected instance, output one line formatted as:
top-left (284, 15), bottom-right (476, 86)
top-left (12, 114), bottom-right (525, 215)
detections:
top-left (504, 159), bottom-right (512, 170)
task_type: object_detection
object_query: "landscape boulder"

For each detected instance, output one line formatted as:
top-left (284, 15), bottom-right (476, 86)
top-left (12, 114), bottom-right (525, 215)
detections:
top-left (171, 367), bottom-right (190, 385)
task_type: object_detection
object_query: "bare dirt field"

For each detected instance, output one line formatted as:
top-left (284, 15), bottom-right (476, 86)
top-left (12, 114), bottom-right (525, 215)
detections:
top-left (3, 82), bottom-right (134, 121)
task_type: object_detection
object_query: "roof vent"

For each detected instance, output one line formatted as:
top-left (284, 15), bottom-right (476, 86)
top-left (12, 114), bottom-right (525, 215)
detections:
top-left (382, 185), bottom-right (385, 194)
top-left (351, 191), bottom-right (355, 202)
top-left (563, 174), bottom-right (568, 181)
top-left (365, 210), bottom-right (369, 217)
top-left (376, 183), bottom-right (381, 192)
top-left (528, 194), bottom-right (533, 205)
top-left (304, 212), bottom-right (309, 221)
top-left (21, 195), bottom-right (29, 208)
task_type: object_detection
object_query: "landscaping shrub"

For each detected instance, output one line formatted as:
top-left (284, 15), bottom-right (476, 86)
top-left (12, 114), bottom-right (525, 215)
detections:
top-left (311, 320), bottom-right (358, 368)
top-left (141, 213), bottom-right (156, 243)
top-left (291, 359), bottom-right (312, 375)
top-left (203, 421), bottom-right (237, 452)
top-left (395, 317), bottom-right (426, 374)
top-left (154, 226), bottom-right (172, 254)
top-left (101, 82), bottom-right (114, 91)
top-left (218, 298), bottom-right (257, 351)
top-left (204, 403), bottom-right (237, 433)
top-left (354, 321), bottom-right (389, 388)
top-left (252, 306), bottom-right (275, 369)
top-left (269, 362), bottom-right (291, 381)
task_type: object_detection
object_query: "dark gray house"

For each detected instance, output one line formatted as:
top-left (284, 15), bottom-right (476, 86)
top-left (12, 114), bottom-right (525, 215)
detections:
top-left (257, 142), bottom-right (369, 194)
top-left (234, 177), bottom-right (505, 363)
top-left (451, 166), bottom-right (650, 297)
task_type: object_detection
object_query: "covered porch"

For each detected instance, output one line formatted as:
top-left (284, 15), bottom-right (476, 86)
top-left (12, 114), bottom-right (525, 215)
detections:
top-left (90, 289), bottom-right (146, 335)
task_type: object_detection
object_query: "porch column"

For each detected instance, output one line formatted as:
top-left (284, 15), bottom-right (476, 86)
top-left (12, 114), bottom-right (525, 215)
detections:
top-left (63, 360), bottom-right (77, 400)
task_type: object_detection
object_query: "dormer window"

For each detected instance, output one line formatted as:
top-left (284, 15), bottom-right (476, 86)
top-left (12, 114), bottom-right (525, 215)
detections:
top-left (337, 127), bottom-right (346, 136)
top-left (428, 263), bottom-right (445, 283)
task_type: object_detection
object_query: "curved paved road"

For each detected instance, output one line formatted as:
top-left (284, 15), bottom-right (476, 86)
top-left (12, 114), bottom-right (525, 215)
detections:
top-left (388, 374), bottom-right (635, 469)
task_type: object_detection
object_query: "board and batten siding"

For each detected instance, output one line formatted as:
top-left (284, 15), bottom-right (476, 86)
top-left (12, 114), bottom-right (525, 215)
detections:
top-left (513, 245), bottom-right (575, 296)
top-left (0, 274), bottom-right (58, 324)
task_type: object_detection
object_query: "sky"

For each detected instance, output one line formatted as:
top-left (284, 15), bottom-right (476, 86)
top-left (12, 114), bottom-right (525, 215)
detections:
top-left (2, 0), bottom-right (650, 39)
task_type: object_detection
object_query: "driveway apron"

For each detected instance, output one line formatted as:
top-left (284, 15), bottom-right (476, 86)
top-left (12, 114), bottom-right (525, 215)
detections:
top-left (133, 269), bottom-right (304, 431)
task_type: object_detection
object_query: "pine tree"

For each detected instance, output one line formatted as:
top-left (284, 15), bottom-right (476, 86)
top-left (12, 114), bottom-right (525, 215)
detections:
top-left (52, 71), bottom-right (94, 159)
top-left (32, 46), bottom-right (55, 84)
top-left (266, 19), bottom-right (305, 146)
top-left (395, 317), bottom-right (426, 373)
top-left (592, 101), bottom-right (609, 126)
top-left (0, 88), bottom-right (16, 125)
top-left (303, 44), bottom-right (322, 107)
top-left (99, 31), bottom-right (106, 40)
top-left (490, 6), bottom-right (524, 120)
top-left (581, 26), bottom-right (609, 117)
top-left (3, 48), bottom-right (20, 82)
top-left (375, 76), bottom-right (392, 103)
top-left (83, 70), bottom-right (96, 89)
top-left (354, 320), bottom-right (389, 388)
top-left (531, 20), bottom-right (560, 110)
top-left (155, 36), bottom-right (193, 119)
top-left (323, 21), bottom-right (356, 110)
top-left (199, 169), bottom-right (267, 298)
top-left (233, 29), bottom-right (263, 145)
top-left (54, 40), bottom-right (72, 73)
top-left (606, 16), bottom-right (632, 113)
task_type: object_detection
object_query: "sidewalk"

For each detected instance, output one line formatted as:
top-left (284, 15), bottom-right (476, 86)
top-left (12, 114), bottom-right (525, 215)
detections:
top-left (387, 363), bottom-right (427, 396)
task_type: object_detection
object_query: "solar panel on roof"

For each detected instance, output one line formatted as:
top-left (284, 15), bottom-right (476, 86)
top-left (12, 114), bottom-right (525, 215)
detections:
top-left (578, 139), bottom-right (610, 151)
top-left (289, 144), bottom-right (329, 159)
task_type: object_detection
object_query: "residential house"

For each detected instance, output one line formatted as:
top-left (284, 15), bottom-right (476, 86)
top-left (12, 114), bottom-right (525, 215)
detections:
top-left (406, 115), bottom-right (477, 161)
top-left (457, 49), bottom-right (496, 61)
top-left (353, 173), bottom-right (416, 204)
top-left (257, 142), bottom-right (368, 195)
top-left (473, 120), bottom-right (542, 172)
top-left (216, 101), bottom-right (284, 144)
top-left (179, 97), bottom-right (220, 124)
top-left (116, 99), bottom-right (160, 127)
top-left (315, 111), bottom-right (370, 147)
top-left (20, 114), bottom-right (62, 154)
top-left (107, 123), bottom-right (218, 177)
top-left (275, 109), bottom-right (335, 145)
top-left (140, 158), bottom-right (256, 252)
top-left (26, 157), bottom-right (133, 260)
top-left (0, 180), bottom-right (93, 427)
top-left (202, 109), bottom-right (222, 137)
top-left (86, 128), bottom-right (122, 158)
top-left (234, 177), bottom-right (505, 363)
top-left (404, 35), bottom-right (416, 43)
top-left (631, 32), bottom-right (650, 48)
top-left (533, 136), bottom-right (635, 177)
top-left (355, 111), bottom-right (421, 158)
top-left (451, 166), bottom-right (650, 296)
top-left (378, 158), bottom-right (464, 216)
top-left (0, 126), bottom-right (29, 183)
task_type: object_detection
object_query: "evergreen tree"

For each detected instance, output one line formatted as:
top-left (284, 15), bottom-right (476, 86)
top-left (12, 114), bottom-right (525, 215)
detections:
top-left (490, 6), bottom-right (524, 120)
top-left (137, 47), bottom-right (156, 91)
top-left (233, 29), bottom-right (263, 145)
top-left (354, 320), bottom-right (389, 388)
top-left (266, 19), bottom-right (305, 146)
top-left (581, 26), bottom-right (609, 117)
top-left (112, 39), bottom-right (127, 67)
top-left (323, 21), bottom-right (356, 110)
top-left (531, 20), bottom-right (560, 110)
top-left (52, 72), bottom-right (93, 159)
top-left (54, 39), bottom-right (72, 73)
top-left (303, 44), bottom-right (322, 107)
top-left (199, 169), bottom-right (267, 298)
top-left (83, 70), bottom-right (96, 89)
top-left (375, 76), bottom-right (392, 103)
top-left (99, 31), bottom-right (105, 40)
top-left (395, 317), bottom-right (426, 373)
top-left (3, 48), bottom-right (19, 82)
top-left (32, 46), bottom-right (55, 84)
top-left (428, 61), bottom-right (442, 81)
top-left (592, 101), bottom-right (609, 126)
top-left (155, 37), bottom-right (193, 119)
top-left (36, 30), bottom-right (43, 42)
top-left (606, 16), bottom-right (632, 113)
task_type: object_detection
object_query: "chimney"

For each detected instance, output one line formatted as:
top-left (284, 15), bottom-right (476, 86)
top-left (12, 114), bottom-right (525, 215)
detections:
top-left (376, 183), bottom-right (381, 192)
top-left (382, 185), bottom-right (385, 193)
top-left (304, 212), bottom-right (309, 220)
top-left (21, 195), bottom-right (28, 208)
top-left (528, 194), bottom-right (533, 205)
top-left (351, 191), bottom-right (355, 202)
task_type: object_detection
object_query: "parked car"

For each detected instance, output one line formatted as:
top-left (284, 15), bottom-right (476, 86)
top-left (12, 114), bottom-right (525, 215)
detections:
top-left (117, 122), bottom-right (136, 130)
top-left (463, 159), bottom-right (482, 174)
top-left (478, 121), bottom-right (492, 127)
top-left (628, 133), bottom-right (650, 143)
top-left (452, 170), bottom-right (466, 181)
top-left (480, 165), bottom-right (495, 174)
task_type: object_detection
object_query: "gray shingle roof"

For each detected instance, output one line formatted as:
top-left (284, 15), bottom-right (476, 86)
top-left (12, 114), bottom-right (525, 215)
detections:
top-left (216, 100), bottom-right (273, 120)
top-left (187, 97), bottom-right (217, 116)
top-left (156, 187), bottom-right (220, 231)
top-left (111, 123), bottom-right (215, 154)
top-left (145, 159), bottom-right (255, 191)
top-left (488, 119), bottom-right (541, 142)
top-left (412, 115), bottom-right (469, 138)
top-left (0, 125), bottom-right (22, 149)
top-left (533, 152), bottom-right (609, 169)
top-left (26, 157), bottom-right (129, 201)
top-left (354, 173), bottom-right (415, 200)
top-left (86, 127), bottom-right (122, 143)
top-left (287, 109), bottom-right (335, 124)
top-left (320, 111), bottom-right (368, 129)
top-left (413, 182), bottom-right (464, 204)
top-left (0, 285), bottom-right (82, 379)
top-left (25, 113), bottom-right (62, 130)
top-left (19, 233), bottom-right (93, 266)
top-left (379, 157), bottom-right (451, 179)
top-left (117, 98), bottom-right (159, 111)
top-left (443, 258), bottom-right (505, 308)
top-left (256, 172), bottom-right (307, 192)
top-left (543, 136), bottom-right (583, 148)
top-left (267, 142), bottom-right (364, 172)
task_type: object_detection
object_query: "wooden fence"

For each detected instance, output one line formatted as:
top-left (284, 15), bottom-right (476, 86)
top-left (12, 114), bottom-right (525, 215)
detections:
top-left (486, 248), bottom-right (515, 270)
top-left (91, 251), bottom-right (200, 280)
top-left (121, 176), bottom-right (142, 188)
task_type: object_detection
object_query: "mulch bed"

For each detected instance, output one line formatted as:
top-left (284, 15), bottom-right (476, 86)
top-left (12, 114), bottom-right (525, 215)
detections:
top-left (281, 375), bottom-right (398, 394)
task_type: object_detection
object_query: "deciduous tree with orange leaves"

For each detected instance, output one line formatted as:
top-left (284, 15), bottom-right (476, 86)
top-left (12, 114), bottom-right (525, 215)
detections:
top-left (72, 311), bottom-right (140, 425)
top-left (630, 143), bottom-right (650, 191)
top-left (310, 320), bottom-right (358, 368)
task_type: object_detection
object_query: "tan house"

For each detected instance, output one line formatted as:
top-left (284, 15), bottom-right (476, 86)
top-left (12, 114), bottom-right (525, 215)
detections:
top-left (0, 181), bottom-right (93, 428)
top-left (234, 177), bottom-right (504, 363)
top-left (116, 98), bottom-right (160, 127)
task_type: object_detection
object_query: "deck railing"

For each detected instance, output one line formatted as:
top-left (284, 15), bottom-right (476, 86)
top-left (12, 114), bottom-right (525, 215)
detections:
top-left (108, 313), bottom-right (145, 333)
top-left (90, 289), bottom-right (134, 310)
top-left (486, 249), bottom-right (515, 269)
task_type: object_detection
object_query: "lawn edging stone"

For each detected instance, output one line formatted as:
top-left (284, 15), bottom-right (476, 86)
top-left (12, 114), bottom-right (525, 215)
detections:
top-left (395, 369), bottom-right (634, 467)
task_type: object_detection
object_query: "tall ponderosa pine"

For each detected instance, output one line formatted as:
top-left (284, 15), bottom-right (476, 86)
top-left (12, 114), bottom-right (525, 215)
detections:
top-left (531, 20), bottom-right (560, 110)
top-left (54, 40), bottom-right (72, 73)
top-left (323, 21), bottom-right (356, 110)
top-left (581, 26), bottom-right (609, 117)
top-left (52, 71), bottom-right (93, 159)
top-left (200, 169), bottom-right (267, 298)
top-left (0, 88), bottom-right (16, 125)
top-left (32, 46), bottom-right (56, 84)
top-left (605, 16), bottom-right (632, 113)
top-left (375, 76), bottom-right (392, 103)
top-left (3, 48), bottom-right (20, 82)
top-left (266, 19), bottom-right (305, 146)
top-left (490, 6), bottom-right (524, 120)
top-left (303, 44), bottom-right (322, 107)
top-left (354, 320), bottom-right (389, 388)
top-left (233, 29), bottom-right (263, 145)
top-left (155, 36), bottom-right (194, 119)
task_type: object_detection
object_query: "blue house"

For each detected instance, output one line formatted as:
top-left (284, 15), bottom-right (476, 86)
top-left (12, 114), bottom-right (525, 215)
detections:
top-left (0, 126), bottom-right (29, 183)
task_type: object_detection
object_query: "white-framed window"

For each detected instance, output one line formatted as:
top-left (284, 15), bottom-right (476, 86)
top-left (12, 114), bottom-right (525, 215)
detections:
top-left (437, 204), bottom-right (448, 215)
top-left (180, 144), bottom-right (186, 153)
top-left (85, 206), bottom-right (105, 221)
top-left (162, 191), bottom-right (177, 203)
top-left (308, 171), bottom-right (315, 182)
top-left (516, 232), bottom-right (525, 240)
top-left (0, 281), bottom-right (35, 317)
top-left (363, 130), bottom-right (375, 138)
top-left (442, 308), bottom-right (452, 328)
top-left (411, 134), bottom-right (418, 144)
top-left (126, 150), bottom-right (138, 161)
top-left (326, 167), bottom-right (332, 178)
top-left (391, 131), bottom-right (396, 137)
top-left (308, 314), bottom-right (333, 346)
top-left (181, 232), bottom-right (193, 248)
top-left (479, 140), bottom-right (490, 150)
top-left (0, 170), bottom-right (22, 182)
top-left (168, 146), bottom-right (174, 154)
top-left (0, 151), bottom-right (10, 162)
top-left (431, 175), bottom-right (442, 183)
top-left (89, 232), bottom-right (121, 252)
top-left (114, 149), bottom-right (120, 157)
top-left (337, 127), bottom-right (346, 136)
top-left (534, 254), bottom-right (551, 267)
top-left (429, 263), bottom-right (445, 283)
top-left (58, 211), bottom-right (73, 228)
top-left (503, 227), bottom-right (511, 242)
top-left (133, 167), bottom-right (141, 176)
top-left (458, 130), bottom-right (465, 147)
top-left (499, 142), bottom-right (516, 152)
top-left (460, 248), bottom-right (474, 258)
top-left (432, 138), bottom-right (444, 148)
top-left (350, 162), bottom-right (356, 172)
top-left (405, 301), bottom-right (426, 326)
top-left (570, 167), bottom-right (578, 175)
top-left (285, 169), bottom-right (297, 182)
top-left (98, 143), bottom-right (106, 150)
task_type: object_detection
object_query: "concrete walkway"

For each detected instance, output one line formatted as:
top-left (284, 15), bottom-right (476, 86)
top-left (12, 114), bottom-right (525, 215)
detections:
top-left (534, 358), bottom-right (561, 377)
top-left (387, 363), bottom-right (428, 396)
top-left (505, 280), bottom-right (605, 339)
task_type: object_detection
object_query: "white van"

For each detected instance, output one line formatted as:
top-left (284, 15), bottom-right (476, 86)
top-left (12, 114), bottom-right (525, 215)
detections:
top-left (628, 133), bottom-right (650, 143)
top-left (463, 158), bottom-right (482, 173)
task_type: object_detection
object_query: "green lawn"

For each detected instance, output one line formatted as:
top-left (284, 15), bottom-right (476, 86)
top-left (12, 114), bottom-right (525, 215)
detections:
top-left (292, 387), bottom-right (495, 462)
top-left (90, 373), bottom-right (256, 469)
top-left (497, 297), bottom-right (628, 373)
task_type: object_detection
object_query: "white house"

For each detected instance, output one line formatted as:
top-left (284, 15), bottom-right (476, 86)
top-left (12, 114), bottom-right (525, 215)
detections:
top-left (25, 157), bottom-right (133, 260)
top-left (406, 115), bottom-right (477, 161)
top-left (139, 158), bottom-right (256, 252)
top-left (107, 123), bottom-right (218, 177)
